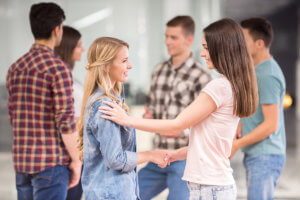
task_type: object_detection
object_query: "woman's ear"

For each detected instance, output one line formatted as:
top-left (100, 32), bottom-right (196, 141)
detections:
top-left (103, 64), bottom-right (110, 73)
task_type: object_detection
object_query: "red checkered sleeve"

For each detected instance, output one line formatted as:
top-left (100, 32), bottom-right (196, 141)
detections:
top-left (6, 68), bottom-right (13, 125)
top-left (52, 64), bottom-right (76, 135)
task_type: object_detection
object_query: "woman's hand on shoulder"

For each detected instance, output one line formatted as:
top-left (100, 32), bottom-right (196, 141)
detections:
top-left (99, 101), bottom-right (130, 127)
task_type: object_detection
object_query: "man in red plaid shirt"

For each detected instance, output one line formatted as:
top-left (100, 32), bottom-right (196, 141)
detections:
top-left (6, 2), bottom-right (81, 200)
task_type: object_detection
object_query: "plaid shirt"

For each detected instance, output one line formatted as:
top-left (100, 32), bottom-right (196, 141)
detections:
top-left (6, 44), bottom-right (75, 173)
top-left (147, 55), bottom-right (211, 149)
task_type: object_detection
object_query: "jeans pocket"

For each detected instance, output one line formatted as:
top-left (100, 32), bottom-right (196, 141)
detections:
top-left (16, 173), bottom-right (28, 186)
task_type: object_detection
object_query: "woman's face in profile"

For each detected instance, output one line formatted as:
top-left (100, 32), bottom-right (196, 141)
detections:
top-left (200, 35), bottom-right (214, 69)
top-left (109, 46), bottom-right (133, 84)
top-left (72, 38), bottom-right (84, 61)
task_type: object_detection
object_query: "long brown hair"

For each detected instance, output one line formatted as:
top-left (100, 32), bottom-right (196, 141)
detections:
top-left (203, 18), bottom-right (258, 117)
top-left (55, 26), bottom-right (81, 70)
top-left (78, 37), bottom-right (129, 160)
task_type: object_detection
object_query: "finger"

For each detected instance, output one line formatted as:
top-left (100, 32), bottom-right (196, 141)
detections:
top-left (101, 115), bottom-right (114, 120)
top-left (99, 110), bottom-right (113, 116)
top-left (99, 106), bottom-right (113, 112)
top-left (158, 164), bottom-right (165, 168)
top-left (144, 106), bottom-right (149, 113)
top-left (103, 101), bottom-right (116, 108)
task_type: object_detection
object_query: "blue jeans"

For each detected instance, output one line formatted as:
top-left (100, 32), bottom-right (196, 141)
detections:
top-left (138, 160), bottom-right (189, 200)
top-left (243, 154), bottom-right (285, 200)
top-left (188, 182), bottom-right (237, 200)
top-left (16, 165), bottom-right (69, 200)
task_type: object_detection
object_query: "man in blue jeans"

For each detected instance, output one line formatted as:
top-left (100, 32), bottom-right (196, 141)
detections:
top-left (230, 18), bottom-right (286, 200)
top-left (141, 16), bottom-right (211, 200)
top-left (6, 2), bottom-right (81, 200)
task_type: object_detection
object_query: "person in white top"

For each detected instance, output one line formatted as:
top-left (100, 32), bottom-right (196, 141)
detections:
top-left (99, 18), bottom-right (258, 200)
top-left (55, 26), bottom-right (84, 200)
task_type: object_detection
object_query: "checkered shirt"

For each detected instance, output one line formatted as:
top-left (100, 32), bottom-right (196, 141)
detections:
top-left (6, 44), bottom-right (76, 173)
top-left (147, 55), bottom-right (211, 149)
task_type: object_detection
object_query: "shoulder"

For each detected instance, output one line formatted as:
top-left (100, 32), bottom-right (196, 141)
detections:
top-left (8, 52), bottom-right (31, 73)
top-left (202, 77), bottom-right (232, 107)
top-left (203, 77), bottom-right (232, 98)
top-left (152, 61), bottom-right (168, 75)
top-left (90, 96), bottom-right (114, 112)
top-left (88, 90), bottom-right (121, 114)
top-left (188, 61), bottom-right (212, 82)
top-left (206, 76), bottom-right (230, 88)
top-left (47, 56), bottom-right (71, 75)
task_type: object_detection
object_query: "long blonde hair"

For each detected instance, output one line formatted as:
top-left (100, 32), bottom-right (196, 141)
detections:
top-left (78, 37), bottom-right (129, 160)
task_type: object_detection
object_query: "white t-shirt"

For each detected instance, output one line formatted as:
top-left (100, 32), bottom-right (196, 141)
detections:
top-left (73, 80), bottom-right (84, 118)
top-left (182, 76), bottom-right (239, 185)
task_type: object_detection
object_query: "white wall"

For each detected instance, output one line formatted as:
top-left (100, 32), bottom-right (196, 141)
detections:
top-left (0, 0), bottom-right (223, 95)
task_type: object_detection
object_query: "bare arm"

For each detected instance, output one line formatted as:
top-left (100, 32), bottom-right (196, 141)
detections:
top-left (168, 147), bottom-right (188, 163)
top-left (230, 104), bottom-right (279, 159)
top-left (99, 92), bottom-right (216, 137)
top-left (61, 132), bottom-right (82, 188)
top-left (138, 150), bottom-right (169, 167)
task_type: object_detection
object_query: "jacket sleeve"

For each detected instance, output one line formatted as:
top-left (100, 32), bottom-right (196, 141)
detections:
top-left (89, 99), bottom-right (138, 172)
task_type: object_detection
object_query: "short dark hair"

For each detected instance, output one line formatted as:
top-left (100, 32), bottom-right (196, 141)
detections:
top-left (241, 17), bottom-right (273, 48)
top-left (166, 15), bottom-right (195, 36)
top-left (29, 2), bottom-right (65, 40)
top-left (55, 26), bottom-right (81, 70)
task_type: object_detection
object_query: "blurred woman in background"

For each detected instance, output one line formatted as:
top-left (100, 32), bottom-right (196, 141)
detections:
top-left (55, 25), bottom-right (84, 200)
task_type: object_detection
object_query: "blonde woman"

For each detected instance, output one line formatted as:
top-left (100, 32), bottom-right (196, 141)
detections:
top-left (99, 18), bottom-right (258, 199)
top-left (77, 37), bottom-right (168, 199)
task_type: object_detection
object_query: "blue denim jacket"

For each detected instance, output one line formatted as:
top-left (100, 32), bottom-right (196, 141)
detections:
top-left (81, 88), bottom-right (139, 200)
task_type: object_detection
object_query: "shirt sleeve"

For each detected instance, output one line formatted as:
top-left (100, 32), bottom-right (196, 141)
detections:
top-left (6, 68), bottom-right (13, 125)
top-left (146, 69), bottom-right (157, 114)
top-left (52, 64), bottom-right (76, 134)
top-left (192, 72), bottom-right (211, 99)
top-left (258, 75), bottom-right (282, 104)
top-left (201, 78), bottom-right (228, 108)
top-left (89, 99), bottom-right (138, 173)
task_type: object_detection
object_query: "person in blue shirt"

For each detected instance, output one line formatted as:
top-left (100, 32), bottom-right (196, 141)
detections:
top-left (230, 18), bottom-right (286, 200)
top-left (77, 37), bottom-right (169, 200)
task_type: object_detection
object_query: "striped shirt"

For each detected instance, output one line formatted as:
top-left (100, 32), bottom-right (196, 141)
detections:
top-left (147, 55), bottom-right (211, 149)
top-left (6, 43), bottom-right (75, 173)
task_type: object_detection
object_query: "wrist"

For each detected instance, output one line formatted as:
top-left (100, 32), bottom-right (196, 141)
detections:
top-left (127, 116), bottom-right (134, 127)
top-left (148, 151), bottom-right (154, 162)
top-left (236, 138), bottom-right (244, 149)
top-left (72, 160), bottom-right (82, 164)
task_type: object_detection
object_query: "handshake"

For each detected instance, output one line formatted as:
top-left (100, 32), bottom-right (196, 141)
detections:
top-left (148, 149), bottom-right (179, 168)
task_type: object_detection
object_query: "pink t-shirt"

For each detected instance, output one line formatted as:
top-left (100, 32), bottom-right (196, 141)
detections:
top-left (182, 76), bottom-right (239, 185)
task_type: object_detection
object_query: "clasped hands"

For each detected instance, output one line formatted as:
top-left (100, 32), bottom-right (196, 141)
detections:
top-left (150, 149), bottom-right (177, 168)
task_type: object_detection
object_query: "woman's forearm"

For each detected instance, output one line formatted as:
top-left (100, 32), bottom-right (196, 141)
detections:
top-left (128, 117), bottom-right (183, 137)
top-left (137, 150), bottom-right (168, 166)
top-left (137, 151), bottom-right (152, 164)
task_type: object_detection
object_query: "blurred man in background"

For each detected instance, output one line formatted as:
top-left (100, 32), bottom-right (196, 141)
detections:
top-left (230, 17), bottom-right (286, 200)
top-left (140, 15), bottom-right (211, 200)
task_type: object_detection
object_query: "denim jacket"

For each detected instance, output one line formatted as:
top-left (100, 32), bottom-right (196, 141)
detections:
top-left (81, 88), bottom-right (139, 200)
